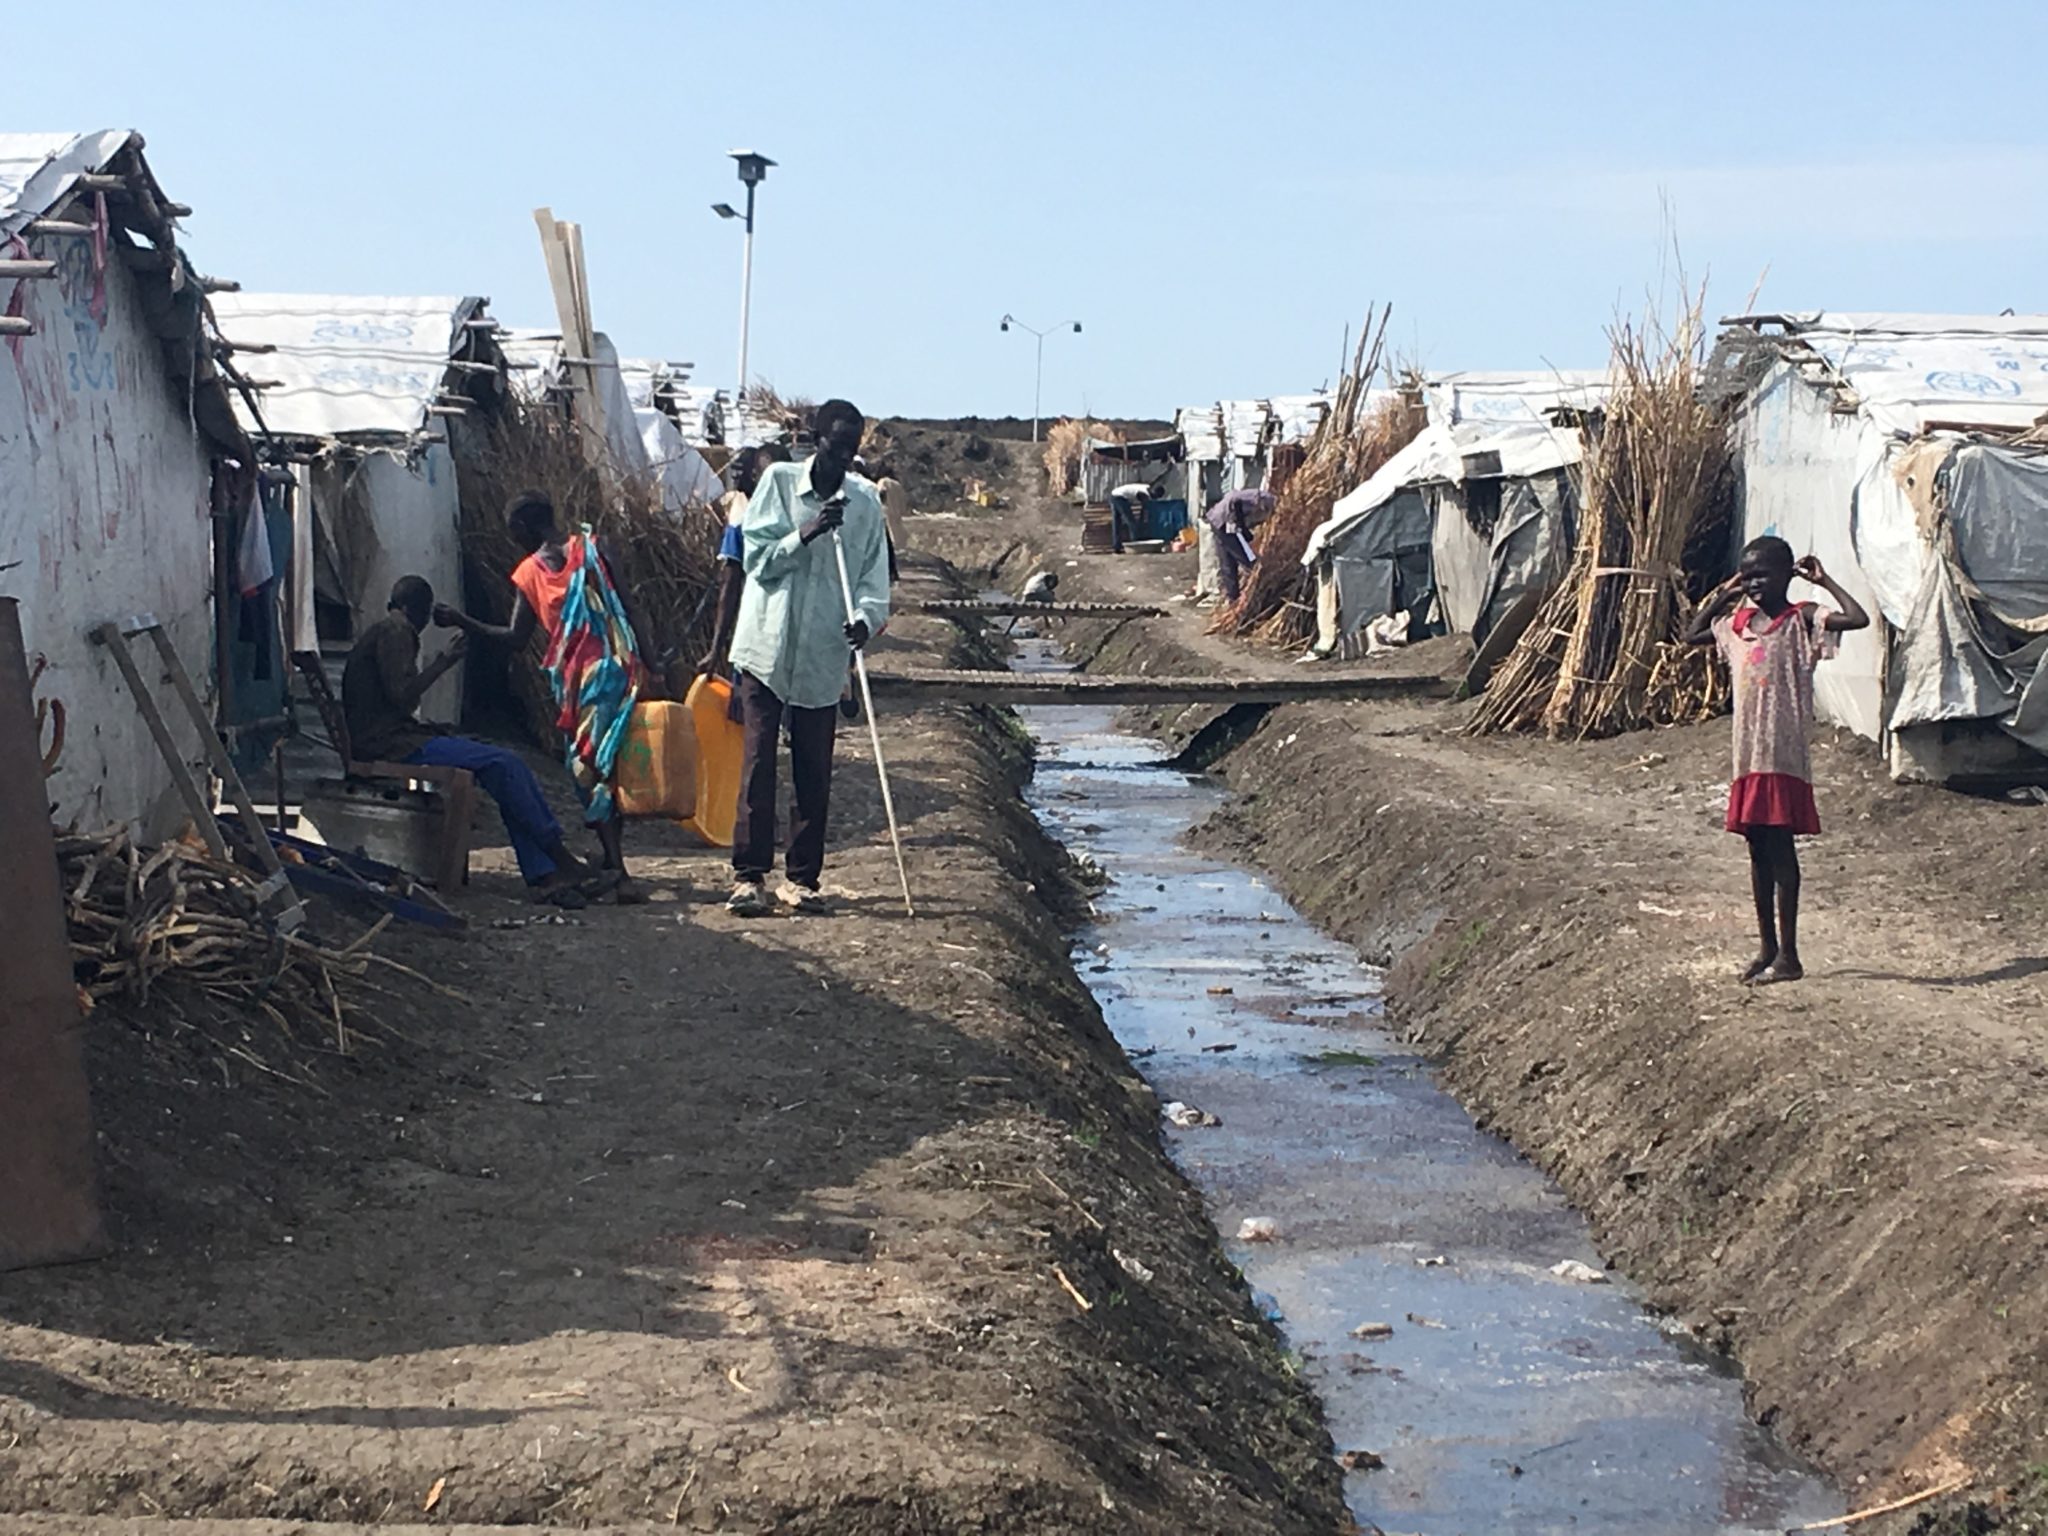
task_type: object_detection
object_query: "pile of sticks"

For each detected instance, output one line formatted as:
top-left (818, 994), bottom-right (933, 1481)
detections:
top-left (59, 829), bottom-right (431, 1070)
top-left (1211, 306), bottom-right (1425, 648)
top-left (455, 395), bottom-right (723, 736)
top-left (1468, 289), bottom-right (1731, 738)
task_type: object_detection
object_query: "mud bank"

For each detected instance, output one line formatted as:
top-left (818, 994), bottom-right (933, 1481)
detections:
top-left (0, 555), bottom-right (1345, 1535)
top-left (921, 483), bottom-right (2048, 1533)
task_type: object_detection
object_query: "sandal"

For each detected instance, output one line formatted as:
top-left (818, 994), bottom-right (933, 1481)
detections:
top-left (530, 882), bottom-right (588, 910)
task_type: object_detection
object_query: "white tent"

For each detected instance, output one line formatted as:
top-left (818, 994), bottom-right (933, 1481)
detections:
top-left (1727, 311), bottom-right (2048, 777)
top-left (500, 334), bottom-right (725, 517)
top-left (1, 130), bottom-right (251, 832)
top-left (1305, 371), bottom-right (1607, 655)
top-left (211, 292), bottom-right (491, 722)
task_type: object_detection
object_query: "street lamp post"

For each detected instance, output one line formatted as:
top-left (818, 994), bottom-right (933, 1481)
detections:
top-left (999, 314), bottom-right (1082, 442)
top-left (713, 149), bottom-right (775, 438)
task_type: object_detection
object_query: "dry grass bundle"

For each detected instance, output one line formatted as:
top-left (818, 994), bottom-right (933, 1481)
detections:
top-left (454, 396), bottom-right (724, 736)
top-left (1468, 286), bottom-right (1731, 738)
top-left (741, 381), bottom-right (814, 439)
top-left (1212, 309), bottom-right (1426, 647)
top-left (59, 828), bottom-right (444, 1079)
top-left (1044, 418), bottom-right (1121, 496)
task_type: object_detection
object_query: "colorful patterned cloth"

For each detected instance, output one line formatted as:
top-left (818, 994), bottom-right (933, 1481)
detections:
top-left (541, 528), bottom-right (643, 824)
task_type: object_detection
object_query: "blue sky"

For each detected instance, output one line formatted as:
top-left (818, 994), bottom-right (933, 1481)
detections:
top-left (12, 0), bottom-right (2048, 416)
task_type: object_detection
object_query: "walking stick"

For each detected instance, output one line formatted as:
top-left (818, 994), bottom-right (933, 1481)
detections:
top-left (830, 526), bottom-right (916, 917)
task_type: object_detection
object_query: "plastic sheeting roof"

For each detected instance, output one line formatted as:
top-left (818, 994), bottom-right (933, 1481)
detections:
top-left (1767, 313), bottom-right (2048, 436)
top-left (1304, 369), bottom-right (1607, 563)
top-left (1268, 392), bottom-right (1332, 445)
top-left (1425, 370), bottom-right (1610, 428)
top-left (0, 130), bottom-right (137, 237)
top-left (211, 293), bottom-right (484, 440)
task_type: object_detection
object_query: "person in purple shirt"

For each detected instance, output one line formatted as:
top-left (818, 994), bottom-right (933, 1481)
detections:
top-left (1206, 489), bottom-right (1275, 603)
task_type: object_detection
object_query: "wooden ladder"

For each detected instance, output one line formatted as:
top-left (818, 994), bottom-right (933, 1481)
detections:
top-left (91, 614), bottom-right (306, 934)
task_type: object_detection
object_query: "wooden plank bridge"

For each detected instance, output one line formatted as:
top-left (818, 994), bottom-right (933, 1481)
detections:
top-left (862, 668), bottom-right (1454, 708)
top-left (909, 599), bottom-right (1167, 619)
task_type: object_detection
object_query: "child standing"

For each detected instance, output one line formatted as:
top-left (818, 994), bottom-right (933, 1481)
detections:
top-left (1686, 536), bottom-right (1869, 983)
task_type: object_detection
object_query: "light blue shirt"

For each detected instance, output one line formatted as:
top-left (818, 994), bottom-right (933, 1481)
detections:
top-left (728, 457), bottom-right (891, 709)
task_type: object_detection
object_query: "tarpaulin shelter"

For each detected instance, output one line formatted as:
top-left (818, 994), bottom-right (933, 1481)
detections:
top-left (1303, 371), bottom-right (1607, 656)
top-left (0, 130), bottom-right (257, 832)
top-left (1081, 435), bottom-right (1188, 544)
top-left (504, 335), bottom-right (724, 516)
top-left (1724, 311), bottom-right (2048, 781)
top-left (211, 292), bottom-right (505, 725)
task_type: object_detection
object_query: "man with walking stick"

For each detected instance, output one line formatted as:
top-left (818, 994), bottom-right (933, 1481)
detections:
top-left (724, 399), bottom-right (892, 917)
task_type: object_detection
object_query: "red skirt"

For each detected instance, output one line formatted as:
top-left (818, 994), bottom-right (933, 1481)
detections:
top-left (1726, 772), bottom-right (1820, 836)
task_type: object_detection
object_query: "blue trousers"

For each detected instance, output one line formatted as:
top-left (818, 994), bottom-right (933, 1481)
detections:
top-left (406, 738), bottom-right (563, 884)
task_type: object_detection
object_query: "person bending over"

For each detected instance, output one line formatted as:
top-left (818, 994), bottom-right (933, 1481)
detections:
top-left (343, 576), bottom-right (595, 907)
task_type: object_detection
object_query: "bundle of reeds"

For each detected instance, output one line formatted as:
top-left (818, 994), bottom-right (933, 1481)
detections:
top-left (1467, 288), bottom-right (1731, 738)
top-left (59, 828), bottom-right (442, 1073)
top-left (1043, 417), bottom-right (1119, 496)
top-left (741, 382), bottom-right (814, 440)
top-left (454, 396), bottom-right (723, 735)
top-left (1211, 308), bottom-right (1426, 648)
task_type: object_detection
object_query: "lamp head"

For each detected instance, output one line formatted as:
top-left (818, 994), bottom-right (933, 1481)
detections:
top-left (1072, 322), bottom-right (1082, 333)
top-left (711, 202), bottom-right (738, 220)
top-left (729, 149), bottom-right (775, 187)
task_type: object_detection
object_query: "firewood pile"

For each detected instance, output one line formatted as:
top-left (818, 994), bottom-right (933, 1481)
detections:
top-left (455, 394), bottom-right (723, 738)
top-left (57, 829), bottom-right (442, 1074)
top-left (1210, 306), bottom-right (1426, 648)
top-left (1467, 286), bottom-right (1732, 738)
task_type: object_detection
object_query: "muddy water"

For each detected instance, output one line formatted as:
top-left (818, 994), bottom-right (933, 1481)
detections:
top-left (1009, 634), bottom-right (1838, 1536)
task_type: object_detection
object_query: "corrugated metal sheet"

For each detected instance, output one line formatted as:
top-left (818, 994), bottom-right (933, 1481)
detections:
top-left (1175, 404), bottom-right (1224, 460)
top-left (0, 130), bottom-right (136, 236)
top-left (210, 293), bottom-right (485, 441)
top-left (1221, 399), bottom-right (1271, 458)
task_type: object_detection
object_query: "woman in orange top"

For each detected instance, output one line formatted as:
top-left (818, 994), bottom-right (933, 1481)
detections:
top-left (438, 490), bottom-right (655, 902)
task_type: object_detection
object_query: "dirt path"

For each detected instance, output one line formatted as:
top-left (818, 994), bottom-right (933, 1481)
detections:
top-left (901, 423), bottom-right (2048, 1531)
top-left (0, 554), bottom-right (1345, 1533)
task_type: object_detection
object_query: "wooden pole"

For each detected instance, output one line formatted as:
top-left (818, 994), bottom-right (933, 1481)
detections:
top-left (830, 529), bottom-right (914, 918)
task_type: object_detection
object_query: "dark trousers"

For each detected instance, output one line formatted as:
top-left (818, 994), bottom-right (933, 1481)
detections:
top-left (406, 737), bottom-right (562, 884)
top-left (1216, 526), bottom-right (1251, 603)
top-left (732, 671), bottom-right (837, 887)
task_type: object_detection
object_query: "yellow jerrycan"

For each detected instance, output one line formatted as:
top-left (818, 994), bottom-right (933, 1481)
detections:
top-left (612, 700), bottom-right (698, 820)
top-left (680, 672), bottom-right (744, 847)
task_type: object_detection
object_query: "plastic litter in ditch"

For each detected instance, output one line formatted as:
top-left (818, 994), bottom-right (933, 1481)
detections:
top-left (1009, 627), bottom-right (1839, 1536)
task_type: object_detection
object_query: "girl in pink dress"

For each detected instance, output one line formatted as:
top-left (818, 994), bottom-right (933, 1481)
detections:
top-left (1686, 537), bottom-right (1869, 983)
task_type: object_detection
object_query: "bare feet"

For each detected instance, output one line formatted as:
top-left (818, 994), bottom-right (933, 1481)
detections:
top-left (528, 878), bottom-right (588, 910)
top-left (610, 875), bottom-right (651, 906)
top-left (1739, 950), bottom-right (1778, 982)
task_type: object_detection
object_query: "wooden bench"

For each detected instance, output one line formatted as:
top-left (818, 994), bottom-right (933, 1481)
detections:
top-left (291, 653), bottom-right (475, 891)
